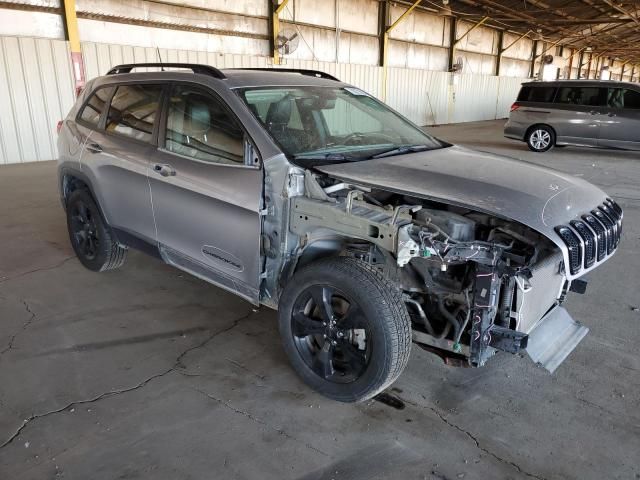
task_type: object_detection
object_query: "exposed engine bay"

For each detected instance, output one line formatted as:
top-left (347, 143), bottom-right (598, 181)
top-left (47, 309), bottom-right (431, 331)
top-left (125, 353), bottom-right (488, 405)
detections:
top-left (287, 172), bottom-right (570, 368)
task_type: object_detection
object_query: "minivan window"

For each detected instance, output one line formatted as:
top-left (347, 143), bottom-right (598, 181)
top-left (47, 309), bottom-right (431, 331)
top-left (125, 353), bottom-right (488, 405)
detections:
top-left (608, 88), bottom-right (640, 109)
top-left (555, 86), bottom-right (602, 106)
top-left (165, 85), bottom-right (244, 165)
top-left (106, 84), bottom-right (163, 143)
top-left (517, 86), bottom-right (556, 103)
top-left (624, 89), bottom-right (640, 109)
top-left (78, 87), bottom-right (113, 127)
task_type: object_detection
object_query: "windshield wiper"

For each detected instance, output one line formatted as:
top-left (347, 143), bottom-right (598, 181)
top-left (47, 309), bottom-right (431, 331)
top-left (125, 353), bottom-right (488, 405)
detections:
top-left (292, 153), bottom-right (349, 162)
top-left (371, 144), bottom-right (430, 159)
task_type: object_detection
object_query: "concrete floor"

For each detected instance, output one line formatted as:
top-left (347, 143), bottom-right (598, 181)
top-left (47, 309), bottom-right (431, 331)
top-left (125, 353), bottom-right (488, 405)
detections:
top-left (0, 120), bottom-right (639, 480)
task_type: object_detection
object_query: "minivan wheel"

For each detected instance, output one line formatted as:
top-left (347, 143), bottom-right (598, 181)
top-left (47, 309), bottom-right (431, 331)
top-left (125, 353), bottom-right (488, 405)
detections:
top-left (278, 257), bottom-right (411, 402)
top-left (526, 126), bottom-right (555, 152)
top-left (66, 189), bottom-right (127, 272)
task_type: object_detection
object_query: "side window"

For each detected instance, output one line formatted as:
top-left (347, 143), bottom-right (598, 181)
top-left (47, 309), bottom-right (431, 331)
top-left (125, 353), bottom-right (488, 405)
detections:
top-left (622, 89), bottom-right (640, 109)
top-left (165, 85), bottom-right (244, 165)
top-left (525, 86), bottom-right (556, 103)
top-left (516, 86), bottom-right (532, 102)
top-left (606, 88), bottom-right (625, 108)
top-left (106, 84), bottom-right (163, 142)
top-left (555, 87), bottom-right (603, 106)
top-left (78, 87), bottom-right (113, 127)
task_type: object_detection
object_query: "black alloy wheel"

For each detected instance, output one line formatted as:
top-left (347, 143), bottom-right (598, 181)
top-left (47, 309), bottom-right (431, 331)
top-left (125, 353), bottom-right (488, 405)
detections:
top-left (291, 285), bottom-right (370, 384)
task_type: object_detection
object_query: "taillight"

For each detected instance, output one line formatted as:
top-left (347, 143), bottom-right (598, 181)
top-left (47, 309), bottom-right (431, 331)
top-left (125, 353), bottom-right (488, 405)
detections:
top-left (510, 103), bottom-right (520, 112)
top-left (56, 120), bottom-right (63, 134)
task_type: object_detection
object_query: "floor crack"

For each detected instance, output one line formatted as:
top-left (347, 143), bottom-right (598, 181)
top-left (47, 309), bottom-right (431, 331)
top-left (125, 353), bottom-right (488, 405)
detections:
top-left (0, 257), bottom-right (75, 284)
top-left (0, 308), bottom-right (256, 450)
top-left (0, 299), bottom-right (38, 357)
top-left (193, 388), bottom-right (329, 457)
top-left (408, 396), bottom-right (547, 480)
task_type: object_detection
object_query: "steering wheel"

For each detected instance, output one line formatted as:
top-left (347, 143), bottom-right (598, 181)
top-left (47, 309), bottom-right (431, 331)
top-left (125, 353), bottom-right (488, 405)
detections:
top-left (342, 132), bottom-right (367, 146)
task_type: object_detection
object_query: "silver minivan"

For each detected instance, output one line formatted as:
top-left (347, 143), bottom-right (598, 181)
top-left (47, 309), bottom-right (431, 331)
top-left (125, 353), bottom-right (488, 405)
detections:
top-left (505, 80), bottom-right (640, 152)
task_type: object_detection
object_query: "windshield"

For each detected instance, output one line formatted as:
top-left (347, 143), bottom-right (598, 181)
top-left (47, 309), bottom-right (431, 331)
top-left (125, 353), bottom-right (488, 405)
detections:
top-left (237, 86), bottom-right (445, 164)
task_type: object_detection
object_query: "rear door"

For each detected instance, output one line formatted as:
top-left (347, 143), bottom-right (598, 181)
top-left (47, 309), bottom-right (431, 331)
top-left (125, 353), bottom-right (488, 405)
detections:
top-left (78, 83), bottom-right (163, 244)
top-left (598, 87), bottom-right (640, 150)
top-left (148, 83), bottom-right (263, 304)
top-left (550, 85), bottom-right (604, 146)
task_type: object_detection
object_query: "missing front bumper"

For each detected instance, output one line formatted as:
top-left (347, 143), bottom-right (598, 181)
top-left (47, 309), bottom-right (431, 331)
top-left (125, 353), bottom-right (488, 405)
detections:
top-left (525, 306), bottom-right (589, 373)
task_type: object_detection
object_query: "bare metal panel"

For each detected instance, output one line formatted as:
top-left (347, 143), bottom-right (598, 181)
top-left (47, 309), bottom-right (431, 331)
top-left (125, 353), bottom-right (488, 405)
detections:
top-left (526, 306), bottom-right (589, 373)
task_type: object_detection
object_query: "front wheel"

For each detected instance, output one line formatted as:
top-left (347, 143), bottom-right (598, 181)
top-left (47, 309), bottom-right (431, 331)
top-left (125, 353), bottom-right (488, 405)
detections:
top-left (278, 257), bottom-right (411, 402)
top-left (526, 126), bottom-right (555, 152)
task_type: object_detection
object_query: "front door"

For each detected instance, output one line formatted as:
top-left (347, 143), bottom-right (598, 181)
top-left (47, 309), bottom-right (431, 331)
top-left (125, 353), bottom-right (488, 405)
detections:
top-left (598, 87), bottom-right (640, 151)
top-left (148, 83), bottom-right (263, 303)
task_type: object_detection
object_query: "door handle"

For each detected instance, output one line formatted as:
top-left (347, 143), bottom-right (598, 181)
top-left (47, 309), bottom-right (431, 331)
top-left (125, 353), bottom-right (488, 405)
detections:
top-left (153, 163), bottom-right (176, 177)
top-left (86, 143), bottom-right (102, 154)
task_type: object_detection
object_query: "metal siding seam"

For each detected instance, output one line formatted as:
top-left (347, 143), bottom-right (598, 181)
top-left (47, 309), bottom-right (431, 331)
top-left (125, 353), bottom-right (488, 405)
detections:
top-left (16, 37), bottom-right (38, 162)
top-left (35, 38), bottom-right (56, 160)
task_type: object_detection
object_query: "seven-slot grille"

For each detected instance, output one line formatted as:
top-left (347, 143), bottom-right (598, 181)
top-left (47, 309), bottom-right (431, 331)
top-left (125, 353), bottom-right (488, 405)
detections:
top-left (555, 198), bottom-right (623, 276)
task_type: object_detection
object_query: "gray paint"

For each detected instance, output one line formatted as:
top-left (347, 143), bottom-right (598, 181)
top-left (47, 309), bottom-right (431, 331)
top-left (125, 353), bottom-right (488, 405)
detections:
top-left (317, 145), bottom-right (609, 280)
top-left (505, 80), bottom-right (640, 151)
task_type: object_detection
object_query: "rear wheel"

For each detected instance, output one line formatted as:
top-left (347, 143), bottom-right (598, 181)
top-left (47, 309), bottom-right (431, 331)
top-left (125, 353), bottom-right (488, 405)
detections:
top-left (278, 257), bottom-right (411, 402)
top-left (526, 126), bottom-right (555, 152)
top-left (66, 189), bottom-right (127, 272)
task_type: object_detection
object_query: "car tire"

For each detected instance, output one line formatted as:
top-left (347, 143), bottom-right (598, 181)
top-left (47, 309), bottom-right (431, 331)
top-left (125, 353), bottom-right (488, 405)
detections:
top-left (278, 257), bottom-right (411, 402)
top-left (526, 126), bottom-right (555, 152)
top-left (66, 189), bottom-right (127, 272)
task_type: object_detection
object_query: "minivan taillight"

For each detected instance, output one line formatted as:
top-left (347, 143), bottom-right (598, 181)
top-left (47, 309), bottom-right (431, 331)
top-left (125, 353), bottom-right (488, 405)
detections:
top-left (510, 102), bottom-right (520, 112)
top-left (56, 120), bottom-right (63, 134)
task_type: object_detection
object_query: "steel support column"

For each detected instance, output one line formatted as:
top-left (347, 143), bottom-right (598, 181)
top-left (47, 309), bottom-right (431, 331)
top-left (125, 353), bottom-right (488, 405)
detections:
top-left (577, 50), bottom-right (584, 78)
top-left (62, 0), bottom-right (85, 95)
top-left (529, 40), bottom-right (538, 78)
top-left (271, 0), bottom-right (290, 65)
top-left (495, 30), bottom-right (504, 76)
top-left (450, 16), bottom-right (489, 72)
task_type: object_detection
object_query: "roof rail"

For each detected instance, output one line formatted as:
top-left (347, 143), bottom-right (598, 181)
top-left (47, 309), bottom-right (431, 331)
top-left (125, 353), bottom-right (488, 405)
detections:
top-left (106, 63), bottom-right (226, 79)
top-left (229, 68), bottom-right (340, 81)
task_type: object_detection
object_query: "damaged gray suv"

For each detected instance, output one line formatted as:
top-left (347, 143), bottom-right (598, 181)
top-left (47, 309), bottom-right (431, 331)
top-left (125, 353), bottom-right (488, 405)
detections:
top-left (57, 63), bottom-right (623, 402)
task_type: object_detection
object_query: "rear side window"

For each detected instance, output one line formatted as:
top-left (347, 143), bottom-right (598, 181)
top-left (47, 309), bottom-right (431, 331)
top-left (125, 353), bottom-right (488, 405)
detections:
top-left (555, 87), bottom-right (603, 106)
top-left (106, 84), bottom-right (163, 142)
top-left (517, 86), bottom-right (556, 103)
top-left (164, 84), bottom-right (244, 165)
top-left (78, 87), bottom-right (113, 127)
top-left (624, 89), bottom-right (640, 109)
top-left (608, 88), bottom-right (640, 109)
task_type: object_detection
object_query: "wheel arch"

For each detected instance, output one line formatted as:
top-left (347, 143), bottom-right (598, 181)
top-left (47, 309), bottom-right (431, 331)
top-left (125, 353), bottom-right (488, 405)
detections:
top-left (280, 229), bottom-right (390, 294)
top-left (59, 167), bottom-right (113, 227)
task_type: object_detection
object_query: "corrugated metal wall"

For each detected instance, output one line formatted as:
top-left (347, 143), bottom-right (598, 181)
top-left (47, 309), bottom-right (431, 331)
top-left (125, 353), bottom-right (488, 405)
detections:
top-left (0, 36), bottom-right (75, 164)
top-left (0, 36), bottom-right (526, 164)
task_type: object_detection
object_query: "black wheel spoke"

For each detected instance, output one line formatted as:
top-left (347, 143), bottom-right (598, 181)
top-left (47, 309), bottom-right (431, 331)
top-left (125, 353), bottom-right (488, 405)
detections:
top-left (312, 341), bottom-right (334, 379)
top-left (309, 285), bottom-right (334, 321)
top-left (77, 203), bottom-right (88, 223)
top-left (292, 312), bottom-right (325, 337)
